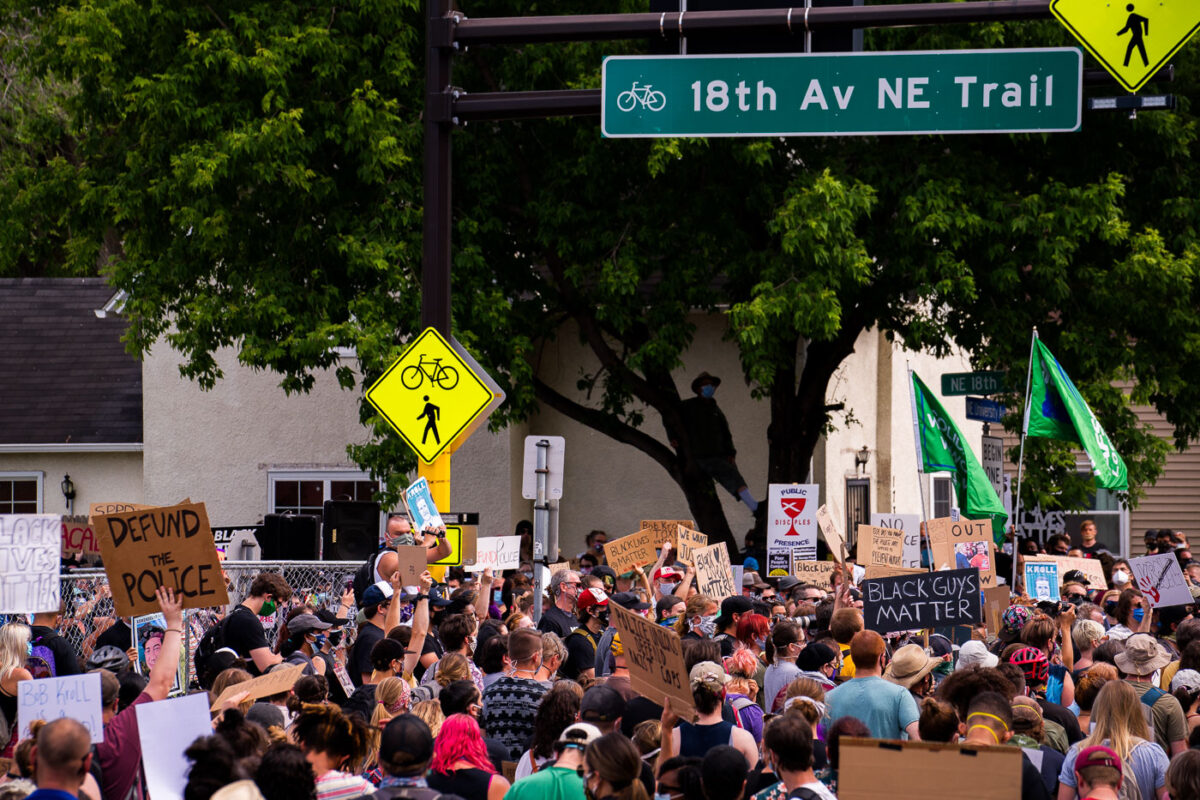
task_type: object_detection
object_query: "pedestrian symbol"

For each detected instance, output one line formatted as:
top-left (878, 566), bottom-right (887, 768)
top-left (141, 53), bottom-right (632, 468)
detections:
top-left (365, 328), bottom-right (504, 463)
top-left (1051, 0), bottom-right (1200, 93)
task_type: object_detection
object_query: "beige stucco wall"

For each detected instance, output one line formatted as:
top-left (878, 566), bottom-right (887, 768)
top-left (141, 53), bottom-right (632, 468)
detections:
top-left (0, 452), bottom-right (142, 512)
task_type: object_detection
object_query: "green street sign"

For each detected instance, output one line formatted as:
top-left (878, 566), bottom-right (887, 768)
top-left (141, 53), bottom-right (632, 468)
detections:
top-left (602, 49), bottom-right (1082, 138)
top-left (942, 371), bottom-right (1007, 396)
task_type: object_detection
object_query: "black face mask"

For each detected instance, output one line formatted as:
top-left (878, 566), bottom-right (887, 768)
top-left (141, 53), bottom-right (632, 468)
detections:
top-left (596, 610), bottom-right (610, 627)
top-left (1105, 600), bottom-right (1119, 617)
top-left (328, 630), bottom-right (343, 647)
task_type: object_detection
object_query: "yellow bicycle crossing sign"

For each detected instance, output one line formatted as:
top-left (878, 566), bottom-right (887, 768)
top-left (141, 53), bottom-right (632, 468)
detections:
top-left (366, 328), bottom-right (504, 463)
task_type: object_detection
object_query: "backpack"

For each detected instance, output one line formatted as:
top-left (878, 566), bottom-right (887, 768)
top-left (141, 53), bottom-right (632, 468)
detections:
top-left (193, 614), bottom-right (234, 685)
top-left (27, 634), bottom-right (57, 679)
top-left (1113, 740), bottom-right (1149, 800)
top-left (353, 549), bottom-right (388, 606)
top-left (1138, 686), bottom-right (1166, 739)
top-left (731, 696), bottom-right (755, 729)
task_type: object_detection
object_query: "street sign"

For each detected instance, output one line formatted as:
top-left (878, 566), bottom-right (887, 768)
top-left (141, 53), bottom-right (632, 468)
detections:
top-left (965, 396), bottom-right (1006, 423)
top-left (981, 435), bottom-right (1004, 501)
top-left (602, 49), bottom-right (1082, 138)
top-left (365, 328), bottom-right (504, 463)
top-left (941, 371), bottom-right (1006, 396)
top-left (522, 436), bottom-right (566, 500)
top-left (1051, 0), bottom-right (1199, 94)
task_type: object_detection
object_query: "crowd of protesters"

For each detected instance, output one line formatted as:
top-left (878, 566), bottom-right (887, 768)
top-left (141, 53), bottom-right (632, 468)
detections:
top-left (3, 519), bottom-right (1200, 799)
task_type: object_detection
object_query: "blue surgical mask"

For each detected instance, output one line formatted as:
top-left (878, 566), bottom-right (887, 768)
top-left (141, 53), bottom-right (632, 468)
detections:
top-left (314, 634), bottom-right (328, 649)
top-left (1133, 607), bottom-right (1145, 623)
top-left (700, 385), bottom-right (716, 398)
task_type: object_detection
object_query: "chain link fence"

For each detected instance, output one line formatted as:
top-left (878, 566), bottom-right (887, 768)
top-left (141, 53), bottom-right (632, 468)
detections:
top-left (53, 561), bottom-right (364, 683)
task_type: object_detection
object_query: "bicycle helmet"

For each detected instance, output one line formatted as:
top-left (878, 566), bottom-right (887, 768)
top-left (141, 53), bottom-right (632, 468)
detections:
top-left (86, 645), bottom-right (130, 674)
top-left (1009, 646), bottom-right (1049, 686)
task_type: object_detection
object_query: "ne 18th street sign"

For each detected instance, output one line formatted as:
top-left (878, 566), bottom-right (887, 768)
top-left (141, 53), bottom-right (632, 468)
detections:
top-left (942, 371), bottom-right (1007, 396)
top-left (602, 48), bottom-right (1082, 138)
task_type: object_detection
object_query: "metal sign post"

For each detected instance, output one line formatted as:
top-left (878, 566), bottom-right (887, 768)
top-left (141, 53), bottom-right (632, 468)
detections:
top-left (532, 438), bottom-right (551, 622)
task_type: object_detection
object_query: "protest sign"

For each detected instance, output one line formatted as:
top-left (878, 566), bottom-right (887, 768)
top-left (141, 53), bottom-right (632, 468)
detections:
top-left (863, 565), bottom-right (924, 581)
top-left (765, 549), bottom-right (792, 578)
top-left (604, 529), bottom-right (660, 577)
top-left (861, 568), bottom-right (982, 635)
top-left (1023, 559), bottom-right (1061, 602)
top-left (927, 517), bottom-right (997, 589)
top-left (815, 504), bottom-right (846, 562)
top-left (547, 561), bottom-right (570, 575)
top-left (839, 737), bottom-right (1021, 800)
top-left (639, 520), bottom-right (694, 550)
top-left (210, 664), bottom-right (305, 711)
top-left (0, 514), bottom-right (62, 614)
top-left (693, 542), bottom-right (735, 601)
top-left (857, 525), bottom-right (906, 569)
top-left (94, 501), bottom-right (229, 617)
top-left (1130, 553), bottom-right (1193, 608)
top-left (404, 477), bottom-right (443, 532)
top-left (610, 602), bottom-right (697, 723)
top-left (1057, 555), bottom-right (1108, 590)
top-left (675, 525), bottom-right (708, 565)
top-left (983, 586), bottom-right (1011, 635)
top-left (792, 559), bottom-right (838, 587)
top-left (767, 484), bottom-right (818, 560)
top-left (61, 515), bottom-right (101, 557)
top-left (465, 536), bottom-right (521, 573)
top-left (137, 692), bottom-right (212, 800)
top-left (89, 502), bottom-right (154, 518)
top-left (19, 673), bottom-right (103, 743)
top-left (871, 513), bottom-right (922, 568)
top-left (133, 612), bottom-right (184, 695)
top-left (393, 545), bottom-right (428, 586)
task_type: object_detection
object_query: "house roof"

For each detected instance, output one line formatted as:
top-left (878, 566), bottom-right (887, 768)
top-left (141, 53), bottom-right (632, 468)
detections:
top-left (0, 278), bottom-right (142, 445)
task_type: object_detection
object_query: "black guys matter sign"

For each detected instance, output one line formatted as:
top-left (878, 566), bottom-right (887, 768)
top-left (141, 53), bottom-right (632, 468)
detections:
top-left (861, 568), bottom-right (982, 634)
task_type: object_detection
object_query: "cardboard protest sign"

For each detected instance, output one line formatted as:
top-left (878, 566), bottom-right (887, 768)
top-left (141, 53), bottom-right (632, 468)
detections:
top-left (0, 514), bottom-right (62, 614)
top-left (404, 477), bottom-right (443, 531)
top-left (610, 602), bottom-right (697, 723)
top-left (856, 525), bottom-right (906, 569)
top-left (639, 520), bottom-right (694, 550)
top-left (792, 559), bottom-right (838, 587)
top-left (1056, 555), bottom-right (1108, 590)
top-left (604, 529), bottom-right (661, 577)
top-left (839, 737), bottom-right (1021, 800)
top-left (19, 673), bottom-right (104, 743)
top-left (983, 586), bottom-right (1011, 635)
top-left (89, 502), bottom-right (154, 518)
top-left (693, 542), bottom-right (735, 601)
top-left (210, 664), bottom-right (305, 711)
top-left (863, 565), bottom-right (924, 581)
top-left (1130, 553), bottom-right (1193, 608)
top-left (547, 561), bottom-right (571, 575)
top-left (61, 515), bottom-right (101, 557)
top-left (927, 517), bottom-right (997, 589)
top-left (392, 545), bottom-right (428, 586)
top-left (137, 692), bottom-right (212, 800)
top-left (861, 568), bottom-right (982, 635)
top-left (1023, 559), bottom-right (1061, 602)
top-left (93, 501), bottom-right (229, 617)
top-left (464, 536), bottom-right (521, 572)
top-left (767, 484), bottom-right (818, 560)
top-left (871, 513), bottom-right (922, 568)
top-left (816, 504), bottom-right (846, 562)
top-left (674, 525), bottom-right (708, 565)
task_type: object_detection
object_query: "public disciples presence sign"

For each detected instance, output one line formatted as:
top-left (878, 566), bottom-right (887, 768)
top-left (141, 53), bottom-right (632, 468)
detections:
top-left (767, 483), bottom-right (818, 563)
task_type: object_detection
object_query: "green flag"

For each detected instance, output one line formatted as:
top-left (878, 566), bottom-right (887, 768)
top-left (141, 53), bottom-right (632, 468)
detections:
top-left (912, 371), bottom-right (1008, 542)
top-left (1026, 337), bottom-right (1128, 491)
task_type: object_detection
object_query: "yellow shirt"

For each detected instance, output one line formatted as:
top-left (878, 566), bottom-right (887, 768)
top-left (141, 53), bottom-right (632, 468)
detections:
top-left (838, 642), bottom-right (857, 680)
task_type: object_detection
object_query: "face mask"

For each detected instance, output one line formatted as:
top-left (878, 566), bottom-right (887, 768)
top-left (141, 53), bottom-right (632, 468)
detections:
top-left (314, 634), bottom-right (328, 649)
top-left (580, 566), bottom-right (593, 575)
top-left (696, 614), bottom-right (717, 637)
top-left (597, 610), bottom-right (610, 627)
top-left (467, 635), bottom-right (477, 652)
top-left (661, 616), bottom-right (679, 628)
top-left (655, 794), bottom-right (673, 800)
top-left (1113, 570), bottom-right (1129, 584)
top-left (522, 570), bottom-right (533, 580)
top-left (754, 636), bottom-right (767, 651)
top-left (657, 582), bottom-right (676, 596)
top-left (1105, 600), bottom-right (1119, 617)
top-left (328, 631), bottom-right (342, 647)
top-left (700, 385), bottom-right (716, 398)
top-left (1133, 607), bottom-right (1145, 623)
top-left (260, 599), bottom-right (277, 617)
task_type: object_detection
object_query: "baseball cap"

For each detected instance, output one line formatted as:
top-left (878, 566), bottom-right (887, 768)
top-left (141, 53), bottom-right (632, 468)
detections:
top-left (743, 571), bottom-right (770, 590)
top-left (956, 639), bottom-right (999, 670)
top-left (362, 581), bottom-right (394, 608)
top-left (653, 566), bottom-right (683, 583)
top-left (426, 584), bottom-right (453, 608)
top-left (1172, 669), bottom-right (1200, 694)
top-left (796, 642), bottom-right (837, 673)
top-left (717, 595), bottom-right (753, 624)
top-left (689, 661), bottom-right (731, 692)
top-left (777, 576), bottom-right (800, 592)
top-left (557, 722), bottom-right (602, 751)
top-left (577, 588), bottom-right (610, 613)
top-left (246, 702), bottom-right (285, 730)
top-left (315, 608), bottom-right (349, 627)
top-left (1061, 569), bottom-right (1090, 586)
top-left (610, 591), bottom-right (651, 612)
top-left (1076, 744), bottom-right (1122, 775)
top-left (287, 613), bottom-right (333, 636)
top-left (379, 714), bottom-right (434, 775)
top-left (580, 685), bottom-right (626, 722)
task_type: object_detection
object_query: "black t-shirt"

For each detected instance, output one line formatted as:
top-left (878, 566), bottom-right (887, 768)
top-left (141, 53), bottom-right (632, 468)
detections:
top-left (30, 626), bottom-right (81, 676)
top-left (414, 629), bottom-right (444, 682)
top-left (537, 606), bottom-right (578, 639)
top-left (341, 683), bottom-right (377, 721)
top-left (619, 695), bottom-right (736, 738)
top-left (95, 620), bottom-right (132, 653)
top-left (223, 606), bottom-right (270, 673)
top-left (713, 632), bottom-right (736, 658)
top-left (349, 622), bottom-right (385, 687)
top-left (561, 626), bottom-right (597, 681)
top-left (1022, 752), bottom-right (1051, 800)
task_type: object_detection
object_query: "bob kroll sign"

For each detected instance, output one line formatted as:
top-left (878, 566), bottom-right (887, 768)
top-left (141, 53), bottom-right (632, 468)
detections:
top-left (861, 568), bottom-right (982, 635)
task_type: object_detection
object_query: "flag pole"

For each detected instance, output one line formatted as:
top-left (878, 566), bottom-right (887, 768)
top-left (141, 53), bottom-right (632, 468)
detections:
top-left (907, 363), bottom-right (935, 573)
top-left (1011, 327), bottom-right (1039, 588)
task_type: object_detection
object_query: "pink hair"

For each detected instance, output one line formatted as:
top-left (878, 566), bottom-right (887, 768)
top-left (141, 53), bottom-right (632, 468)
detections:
top-left (725, 648), bottom-right (759, 679)
top-left (430, 714), bottom-right (495, 775)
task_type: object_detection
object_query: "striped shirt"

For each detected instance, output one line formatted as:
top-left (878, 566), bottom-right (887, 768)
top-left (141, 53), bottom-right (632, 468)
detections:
top-left (317, 770), bottom-right (374, 800)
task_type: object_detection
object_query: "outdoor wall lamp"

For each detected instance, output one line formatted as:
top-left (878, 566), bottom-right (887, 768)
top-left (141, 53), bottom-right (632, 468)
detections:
top-left (61, 474), bottom-right (76, 514)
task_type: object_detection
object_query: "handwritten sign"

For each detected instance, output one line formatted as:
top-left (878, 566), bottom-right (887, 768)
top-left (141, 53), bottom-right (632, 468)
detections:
top-left (610, 602), bottom-right (697, 723)
top-left (927, 517), bottom-right (997, 589)
top-left (61, 515), bottom-right (101, 557)
top-left (89, 502), bottom-right (153, 519)
top-left (675, 525), bottom-right (708, 565)
top-left (393, 546), bottom-right (428, 586)
top-left (983, 586), bottom-right (1011, 635)
top-left (857, 525), bottom-right (905, 569)
top-left (1024, 560), bottom-right (1060, 601)
top-left (863, 565), bottom-right (924, 581)
top-left (1130, 554), bottom-right (1192, 608)
top-left (604, 529), bottom-right (661, 577)
top-left (640, 520), bottom-right (694, 551)
top-left (19, 673), bottom-right (104, 743)
top-left (93, 501), bottom-right (229, 617)
top-left (840, 737), bottom-right (1020, 800)
top-left (1034, 554), bottom-right (1108, 590)
top-left (871, 513), bottom-right (922, 568)
top-left (767, 484), bottom-right (818, 560)
top-left (0, 514), bottom-right (62, 614)
top-left (210, 664), bottom-right (305, 711)
top-left (137, 692), bottom-right (213, 800)
top-left (861, 568), bottom-right (982, 635)
top-left (465, 536), bottom-right (521, 573)
top-left (693, 542), bottom-right (735, 601)
top-left (792, 559), bottom-right (838, 587)
top-left (547, 561), bottom-right (570, 575)
top-left (816, 504), bottom-right (846, 562)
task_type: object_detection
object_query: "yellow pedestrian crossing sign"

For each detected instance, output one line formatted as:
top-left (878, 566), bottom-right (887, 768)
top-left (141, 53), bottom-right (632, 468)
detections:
top-left (1051, 0), bottom-right (1200, 93)
top-left (365, 328), bottom-right (504, 463)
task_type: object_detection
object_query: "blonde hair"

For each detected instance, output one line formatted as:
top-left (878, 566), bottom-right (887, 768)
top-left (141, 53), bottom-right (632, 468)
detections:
top-left (363, 677), bottom-right (409, 772)
top-left (1085, 679), bottom-right (1150, 760)
top-left (784, 677), bottom-right (827, 727)
top-left (209, 668), bottom-right (254, 714)
top-left (412, 699), bottom-right (445, 737)
top-left (675, 595), bottom-right (716, 637)
top-left (0, 623), bottom-right (31, 680)
top-left (435, 653), bottom-right (470, 687)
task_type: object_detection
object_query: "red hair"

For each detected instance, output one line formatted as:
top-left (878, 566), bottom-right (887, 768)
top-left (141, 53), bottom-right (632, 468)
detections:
top-left (430, 713), bottom-right (495, 775)
top-left (737, 613), bottom-right (769, 646)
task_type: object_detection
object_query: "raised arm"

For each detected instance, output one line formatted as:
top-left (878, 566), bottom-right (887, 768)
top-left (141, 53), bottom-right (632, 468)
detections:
top-left (403, 571), bottom-right (434, 678)
top-left (475, 569), bottom-right (495, 622)
top-left (147, 587), bottom-right (184, 701)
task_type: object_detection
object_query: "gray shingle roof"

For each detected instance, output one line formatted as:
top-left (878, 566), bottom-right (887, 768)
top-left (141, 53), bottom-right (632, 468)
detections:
top-left (0, 278), bottom-right (142, 444)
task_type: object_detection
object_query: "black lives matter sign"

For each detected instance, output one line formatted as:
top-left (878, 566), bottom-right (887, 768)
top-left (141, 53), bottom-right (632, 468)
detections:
top-left (861, 567), bottom-right (982, 634)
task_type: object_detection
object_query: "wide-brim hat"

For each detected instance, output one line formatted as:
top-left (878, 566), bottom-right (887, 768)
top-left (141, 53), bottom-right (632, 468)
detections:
top-left (691, 372), bottom-right (722, 393)
top-left (884, 643), bottom-right (939, 689)
top-left (1115, 633), bottom-right (1172, 675)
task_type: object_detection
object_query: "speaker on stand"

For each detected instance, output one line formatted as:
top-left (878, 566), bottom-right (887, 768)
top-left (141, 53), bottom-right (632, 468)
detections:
top-left (321, 501), bottom-right (381, 561)
top-left (256, 514), bottom-right (321, 560)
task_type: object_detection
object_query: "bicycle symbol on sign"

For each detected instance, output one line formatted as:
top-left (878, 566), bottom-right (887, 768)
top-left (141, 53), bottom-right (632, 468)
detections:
top-left (401, 354), bottom-right (460, 391)
top-left (617, 82), bottom-right (666, 112)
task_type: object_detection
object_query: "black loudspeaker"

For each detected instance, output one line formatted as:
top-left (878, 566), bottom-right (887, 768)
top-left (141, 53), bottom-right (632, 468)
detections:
top-left (257, 514), bottom-right (321, 560)
top-left (321, 501), bottom-right (380, 561)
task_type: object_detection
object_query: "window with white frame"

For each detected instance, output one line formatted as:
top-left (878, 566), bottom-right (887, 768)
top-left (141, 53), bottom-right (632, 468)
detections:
top-left (268, 471), bottom-right (379, 523)
top-left (0, 472), bottom-right (42, 513)
top-left (932, 475), bottom-right (954, 519)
